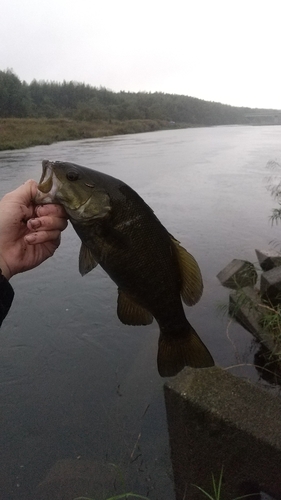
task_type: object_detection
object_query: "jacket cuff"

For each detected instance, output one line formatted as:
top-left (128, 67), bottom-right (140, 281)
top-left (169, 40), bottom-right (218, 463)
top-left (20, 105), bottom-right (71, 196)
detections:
top-left (0, 269), bottom-right (14, 326)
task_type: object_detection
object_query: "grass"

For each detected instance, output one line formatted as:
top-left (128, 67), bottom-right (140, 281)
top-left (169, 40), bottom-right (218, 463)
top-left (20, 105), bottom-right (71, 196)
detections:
top-left (223, 262), bottom-right (281, 366)
top-left (0, 117), bottom-right (188, 151)
top-left (72, 468), bottom-right (259, 500)
top-left (217, 261), bottom-right (281, 387)
top-left (259, 301), bottom-right (281, 337)
top-left (193, 468), bottom-right (258, 500)
top-left (257, 301), bottom-right (281, 367)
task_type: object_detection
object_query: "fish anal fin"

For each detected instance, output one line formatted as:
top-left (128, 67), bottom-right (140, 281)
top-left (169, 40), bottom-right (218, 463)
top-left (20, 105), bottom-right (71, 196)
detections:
top-left (157, 324), bottom-right (214, 377)
top-left (79, 243), bottom-right (98, 276)
top-left (171, 237), bottom-right (203, 306)
top-left (117, 290), bottom-right (153, 326)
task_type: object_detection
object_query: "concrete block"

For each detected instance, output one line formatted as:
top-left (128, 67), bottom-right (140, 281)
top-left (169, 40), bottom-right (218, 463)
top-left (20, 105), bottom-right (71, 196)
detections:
top-left (229, 286), bottom-right (263, 337)
top-left (229, 288), bottom-right (280, 366)
top-left (256, 249), bottom-right (281, 271)
top-left (217, 259), bottom-right (257, 289)
top-left (164, 366), bottom-right (281, 500)
top-left (261, 267), bottom-right (281, 305)
top-left (229, 286), bottom-right (278, 354)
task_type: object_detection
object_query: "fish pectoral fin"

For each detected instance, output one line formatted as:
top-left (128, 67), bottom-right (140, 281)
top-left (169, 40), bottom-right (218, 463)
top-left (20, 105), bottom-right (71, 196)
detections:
top-left (117, 290), bottom-right (153, 326)
top-left (79, 243), bottom-right (98, 276)
top-left (170, 236), bottom-right (203, 306)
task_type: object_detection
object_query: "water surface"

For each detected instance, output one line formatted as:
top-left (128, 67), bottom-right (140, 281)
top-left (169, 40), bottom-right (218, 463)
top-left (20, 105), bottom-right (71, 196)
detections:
top-left (0, 125), bottom-right (281, 499)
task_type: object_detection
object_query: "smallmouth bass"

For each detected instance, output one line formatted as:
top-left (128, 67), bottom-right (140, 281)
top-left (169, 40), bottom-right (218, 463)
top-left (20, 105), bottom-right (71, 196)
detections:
top-left (36, 160), bottom-right (214, 376)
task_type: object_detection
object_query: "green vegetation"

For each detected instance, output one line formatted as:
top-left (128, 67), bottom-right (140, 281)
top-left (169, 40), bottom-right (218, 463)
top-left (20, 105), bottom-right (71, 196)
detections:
top-left (1, 68), bottom-right (277, 151)
top-left (259, 161), bottom-right (281, 366)
top-left (193, 467), bottom-right (258, 500)
top-left (0, 117), bottom-right (176, 150)
top-left (227, 275), bottom-right (281, 369)
top-left (259, 302), bottom-right (281, 353)
top-left (0, 68), bottom-right (252, 124)
top-left (267, 160), bottom-right (281, 224)
top-left (216, 164), bottom-right (281, 374)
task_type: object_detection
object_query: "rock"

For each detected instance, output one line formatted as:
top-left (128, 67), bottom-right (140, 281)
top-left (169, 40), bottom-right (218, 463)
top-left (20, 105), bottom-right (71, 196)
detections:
top-left (217, 259), bottom-right (257, 289)
top-left (260, 266), bottom-right (281, 305)
top-left (255, 249), bottom-right (281, 271)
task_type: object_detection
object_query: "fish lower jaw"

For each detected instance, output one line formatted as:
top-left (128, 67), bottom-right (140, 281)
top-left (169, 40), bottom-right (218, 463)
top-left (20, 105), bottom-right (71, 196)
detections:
top-left (35, 173), bottom-right (62, 204)
top-left (34, 191), bottom-right (55, 204)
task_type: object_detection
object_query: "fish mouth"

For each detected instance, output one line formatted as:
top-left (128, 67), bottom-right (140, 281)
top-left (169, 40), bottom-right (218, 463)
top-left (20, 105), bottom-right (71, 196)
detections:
top-left (38, 160), bottom-right (54, 193)
top-left (35, 160), bottom-right (57, 204)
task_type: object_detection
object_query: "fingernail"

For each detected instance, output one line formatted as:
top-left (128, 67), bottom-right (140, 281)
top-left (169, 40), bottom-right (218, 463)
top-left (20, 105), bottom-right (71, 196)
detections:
top-left (35, 206), bottom-right (43, 217)
top-left (25, 233), bottom-right (37, 243)
top-left (29, 218), bottom-right (40, 229)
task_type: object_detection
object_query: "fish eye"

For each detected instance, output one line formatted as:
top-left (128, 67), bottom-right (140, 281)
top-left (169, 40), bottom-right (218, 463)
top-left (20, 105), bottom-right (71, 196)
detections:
top-left (66, 170), bottom-right (79, 181)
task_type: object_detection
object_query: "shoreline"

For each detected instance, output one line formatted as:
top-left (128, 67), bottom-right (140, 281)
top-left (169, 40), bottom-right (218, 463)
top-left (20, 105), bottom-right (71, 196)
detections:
top-left (0, 118), bottom-right (191, 151)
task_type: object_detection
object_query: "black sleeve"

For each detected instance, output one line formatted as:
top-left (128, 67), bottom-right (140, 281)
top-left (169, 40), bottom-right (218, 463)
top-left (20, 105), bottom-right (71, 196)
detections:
top-left (0, 269), bottom-right (14, 326)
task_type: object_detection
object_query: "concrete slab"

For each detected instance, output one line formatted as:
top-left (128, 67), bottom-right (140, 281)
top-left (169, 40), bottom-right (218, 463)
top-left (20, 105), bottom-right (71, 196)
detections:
top-left (217, 259), bottom-right (257, 289)
top-left (256, 249), bottom-right (281, 271)
top-left (229, 286), bottom-right (279, 357)
top-left (164, 366), bottom-right (281, 500)
top-left (261, 267), bottom-right (281, 305)
top-left (229, 286), bottom-right (263, 337)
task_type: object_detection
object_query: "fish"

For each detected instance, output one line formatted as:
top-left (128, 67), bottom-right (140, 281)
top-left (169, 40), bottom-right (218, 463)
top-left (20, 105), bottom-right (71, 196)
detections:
top-left (35, 160), bottom-right (214, 376)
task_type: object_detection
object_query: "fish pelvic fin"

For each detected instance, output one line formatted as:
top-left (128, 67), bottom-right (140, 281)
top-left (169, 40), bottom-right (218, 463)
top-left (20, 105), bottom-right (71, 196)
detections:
top-left (157, 324), bottom-right (214, 377)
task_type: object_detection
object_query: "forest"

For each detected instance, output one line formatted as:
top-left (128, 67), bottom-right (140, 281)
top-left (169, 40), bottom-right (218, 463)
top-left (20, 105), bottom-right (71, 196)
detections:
top-left (0, 68), bottom-right (257, 126)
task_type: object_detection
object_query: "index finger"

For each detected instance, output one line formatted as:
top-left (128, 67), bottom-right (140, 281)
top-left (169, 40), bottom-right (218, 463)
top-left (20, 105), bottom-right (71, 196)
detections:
top-left (35, 204), bottom-right (68, 218)
top-left (3, 179), bottom-right (38, 205)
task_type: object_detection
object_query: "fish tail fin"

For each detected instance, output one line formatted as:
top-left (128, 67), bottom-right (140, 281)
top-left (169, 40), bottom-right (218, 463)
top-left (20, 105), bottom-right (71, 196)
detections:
top-left (157, 324), bottom-right (214, 377)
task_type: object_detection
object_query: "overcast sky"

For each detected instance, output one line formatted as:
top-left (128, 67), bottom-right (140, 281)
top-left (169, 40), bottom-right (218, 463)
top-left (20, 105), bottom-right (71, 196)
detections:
top-left (1, 0), bottom-right (280, 110)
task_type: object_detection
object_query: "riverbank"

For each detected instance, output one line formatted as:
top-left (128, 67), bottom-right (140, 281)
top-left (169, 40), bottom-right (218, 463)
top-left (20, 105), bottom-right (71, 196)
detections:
top-left (0, 118), bottom-right (189, 151)
top-left (217, 254), bottom-right (281, 382)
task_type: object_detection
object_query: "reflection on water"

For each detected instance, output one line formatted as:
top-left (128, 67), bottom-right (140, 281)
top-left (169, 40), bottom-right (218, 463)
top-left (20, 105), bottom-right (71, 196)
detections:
top-left (0, 126), bottom-right (281, 498)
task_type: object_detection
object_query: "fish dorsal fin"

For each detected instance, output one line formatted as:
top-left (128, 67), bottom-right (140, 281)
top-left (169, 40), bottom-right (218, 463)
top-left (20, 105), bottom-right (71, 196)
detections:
top-left (171, 237), bottom-right (203, 306)
top-left (117, 290), bottom-right (153, 326)
top-left (79, 243), bottom-right (98, 276)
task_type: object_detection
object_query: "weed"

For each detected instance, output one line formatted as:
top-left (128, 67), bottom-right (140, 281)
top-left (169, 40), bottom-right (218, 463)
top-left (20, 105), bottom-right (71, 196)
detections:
top-left (193, 467), bottom-right (258, 500)
top-left (0, 118), bottom-right (183, 151)
top-left (223, 270), bottom-right (281, 367)
top-left (266, 160), bottom-right (281, 226)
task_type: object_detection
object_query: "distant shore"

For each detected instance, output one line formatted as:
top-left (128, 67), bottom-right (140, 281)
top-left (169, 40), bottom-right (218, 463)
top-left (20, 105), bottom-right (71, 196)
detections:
top-left (0, 118), bottom-right (190, 151)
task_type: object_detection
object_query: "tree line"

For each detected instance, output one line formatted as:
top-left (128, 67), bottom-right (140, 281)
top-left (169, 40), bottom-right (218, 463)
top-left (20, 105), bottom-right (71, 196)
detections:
top-left (0, 68), bottom-right (261, 126)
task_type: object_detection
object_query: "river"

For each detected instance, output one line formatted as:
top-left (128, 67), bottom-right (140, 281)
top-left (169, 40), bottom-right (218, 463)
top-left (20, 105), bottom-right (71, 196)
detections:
top-left (0, 125), bottom-right (280, 499)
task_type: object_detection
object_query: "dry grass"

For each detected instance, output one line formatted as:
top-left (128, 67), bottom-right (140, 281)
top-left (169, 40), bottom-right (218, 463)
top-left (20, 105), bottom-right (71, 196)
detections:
top-left (0, 118), bottom-right (180, 151)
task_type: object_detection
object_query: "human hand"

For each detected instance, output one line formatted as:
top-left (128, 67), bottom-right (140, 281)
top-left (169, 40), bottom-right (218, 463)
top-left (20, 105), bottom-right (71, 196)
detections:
top-left (0, 179), bottom-right (68, 280)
